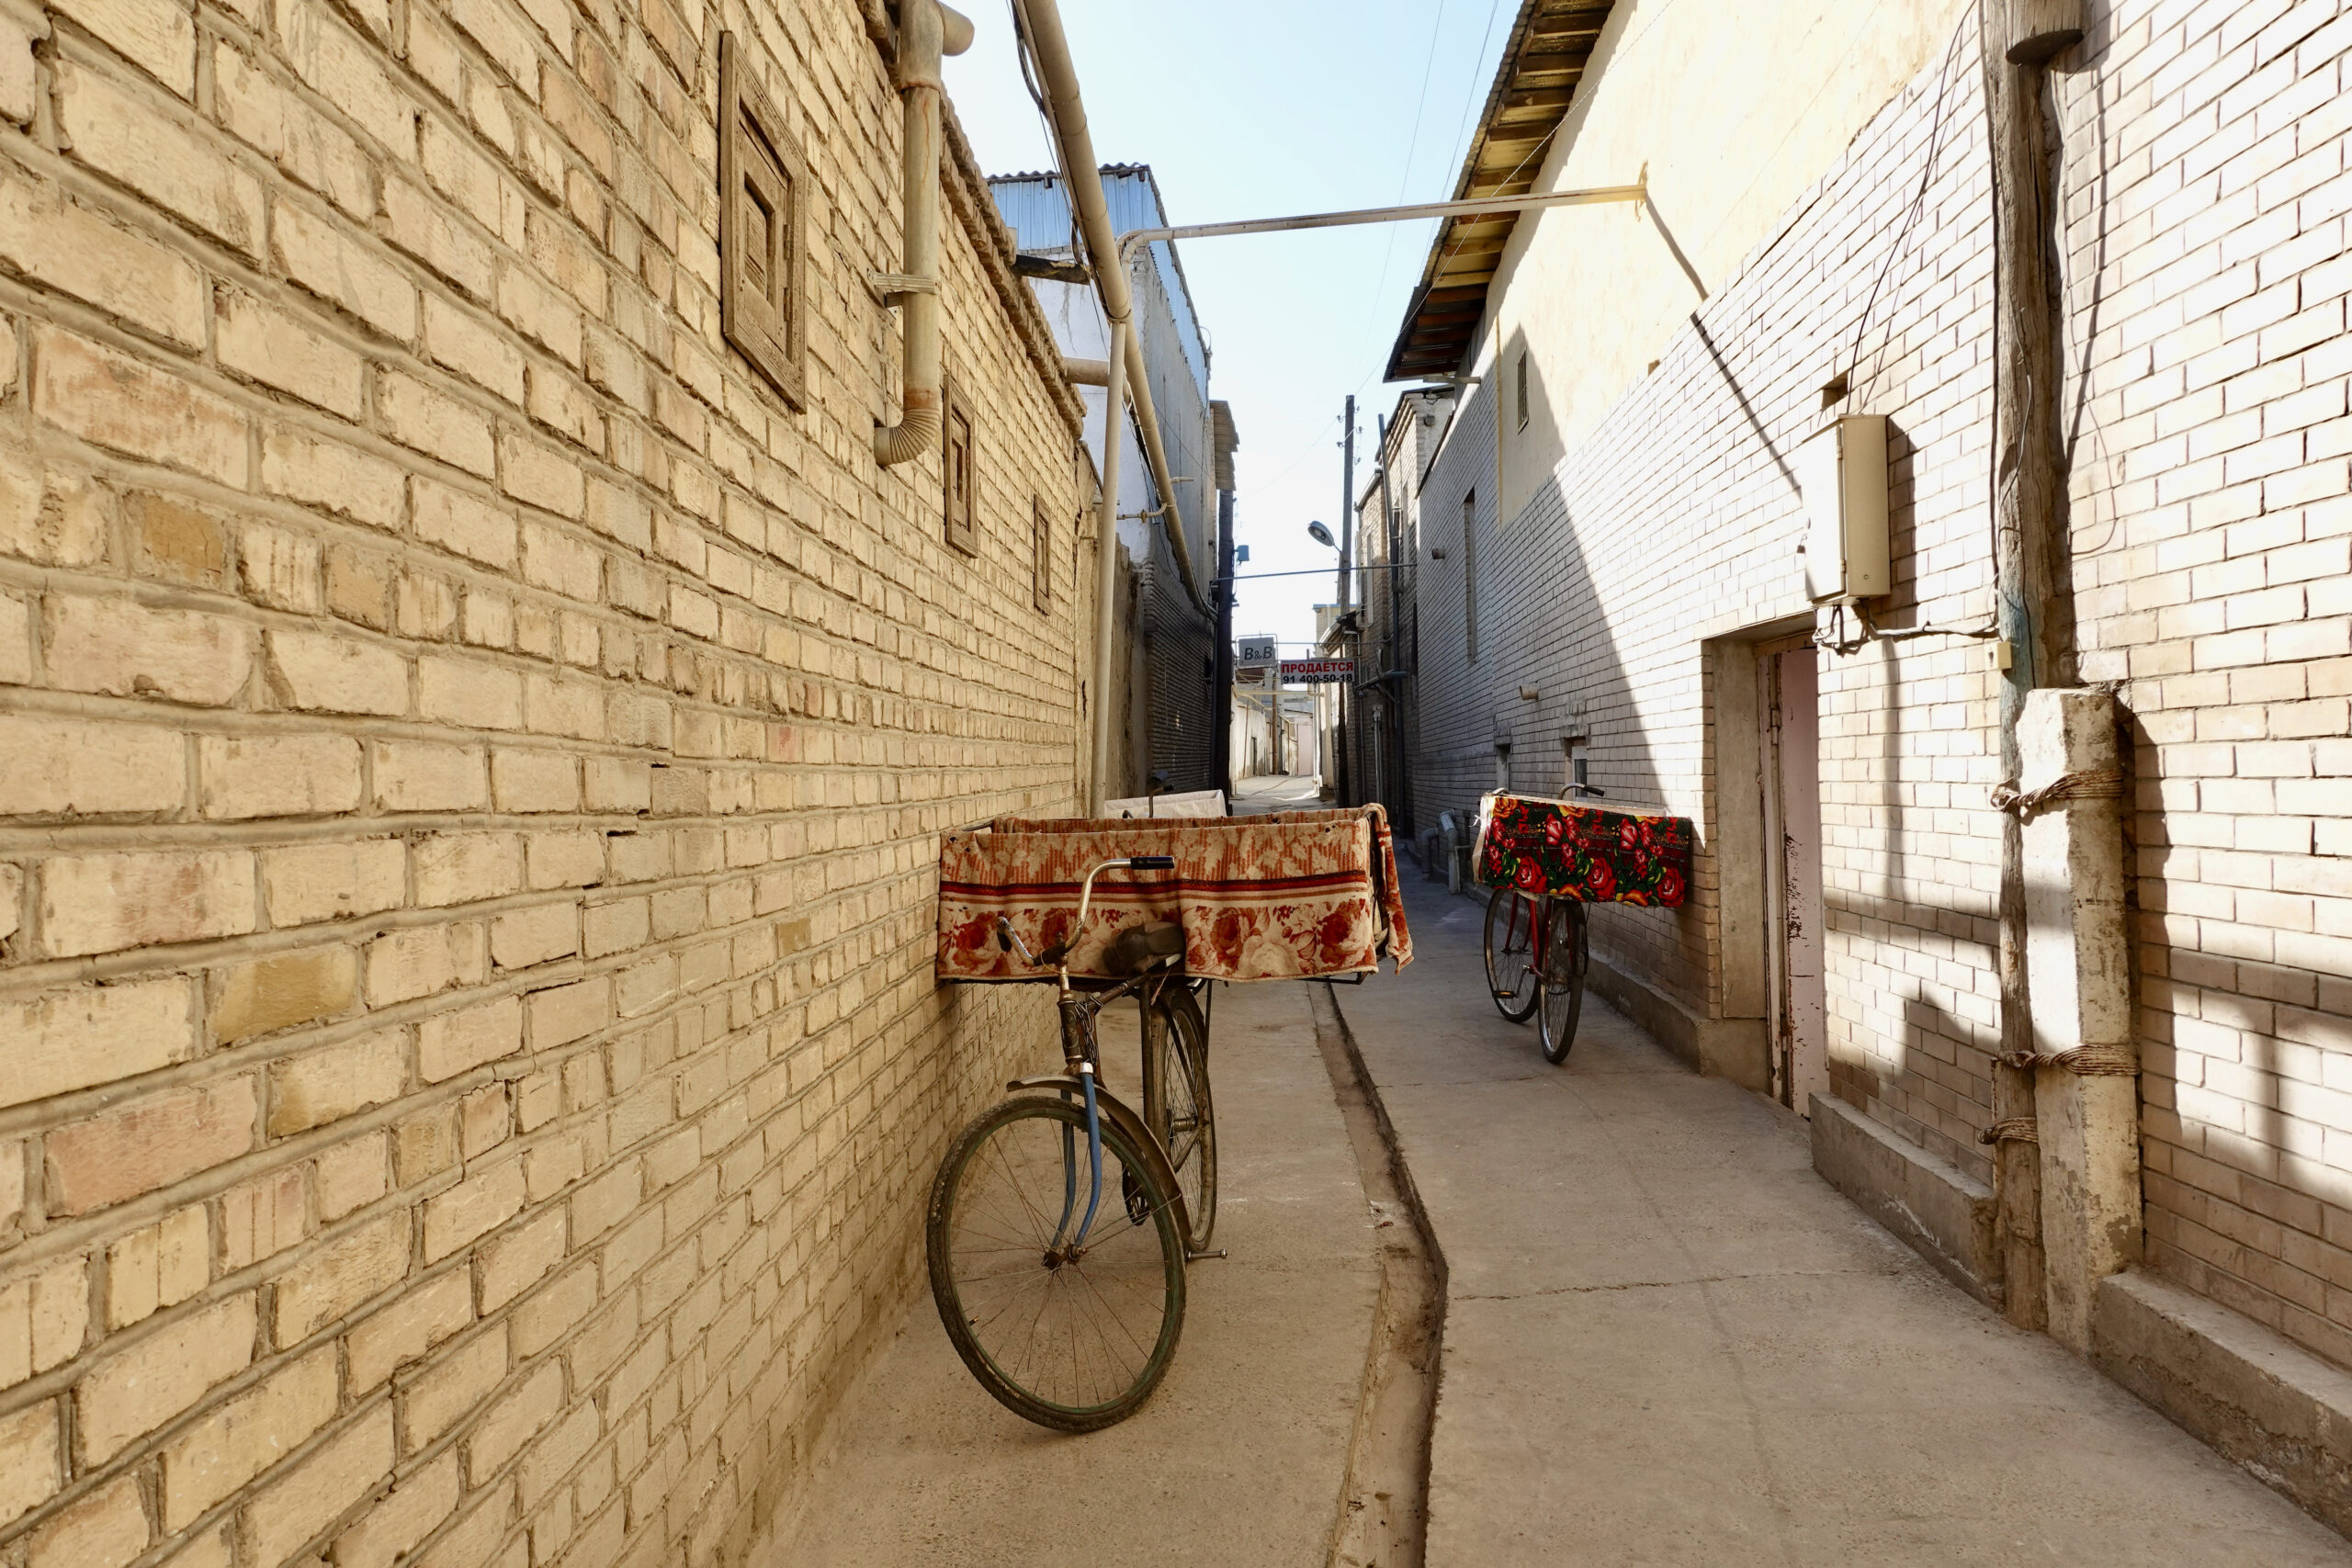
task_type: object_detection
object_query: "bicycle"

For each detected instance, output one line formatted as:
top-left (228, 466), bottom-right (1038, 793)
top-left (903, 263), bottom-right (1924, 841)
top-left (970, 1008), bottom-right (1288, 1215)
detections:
top-left (925, 854), bottom-right (1220, 1430)
top-left (1482, 884), bottom-right (1588, 1066)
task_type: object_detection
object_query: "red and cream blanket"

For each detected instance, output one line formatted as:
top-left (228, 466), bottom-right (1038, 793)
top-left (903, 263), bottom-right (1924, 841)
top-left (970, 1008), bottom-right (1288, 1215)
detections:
top-left (937, 806), bottom-right (1412, 983)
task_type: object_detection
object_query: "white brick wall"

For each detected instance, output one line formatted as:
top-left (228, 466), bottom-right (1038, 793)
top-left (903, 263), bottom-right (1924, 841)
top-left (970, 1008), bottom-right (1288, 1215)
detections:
top-left (0, 1), bottom-right (1096, 1564)
top-left (2064, 0), bottom-right (2352, 1367)
top-left (1408, 10), bottom-right (2007, 1174)
top-left (1403, 0), bottom-right (2352, 1373)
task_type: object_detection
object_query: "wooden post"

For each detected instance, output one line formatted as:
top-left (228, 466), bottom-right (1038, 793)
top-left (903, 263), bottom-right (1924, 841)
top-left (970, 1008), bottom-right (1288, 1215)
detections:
top-left (2004, 0), bottom-right (2083, 65)
top-left (1985, 0), bottom-right (2080, 1331)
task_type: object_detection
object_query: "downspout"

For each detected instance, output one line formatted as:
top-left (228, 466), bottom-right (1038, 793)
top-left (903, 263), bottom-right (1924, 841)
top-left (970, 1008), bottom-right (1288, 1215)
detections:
top-left (873, 0), bottom-right (974, 468)
top-left (1213, 484), bottom-right (1235, 797)
top-left (1088, 319), bottom-right (1130, 812)
top-left (1012, 0), bottom-right (1212, 617)
top-left (1380, 414), bottom-right (1414, 834)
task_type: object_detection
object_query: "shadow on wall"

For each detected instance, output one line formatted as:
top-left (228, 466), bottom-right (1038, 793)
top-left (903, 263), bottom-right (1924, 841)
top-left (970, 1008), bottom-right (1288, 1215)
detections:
top-left (2123, 700), bottom-right (2352, 1368)
top-left (1413, 350), bottom-right (1673, 987)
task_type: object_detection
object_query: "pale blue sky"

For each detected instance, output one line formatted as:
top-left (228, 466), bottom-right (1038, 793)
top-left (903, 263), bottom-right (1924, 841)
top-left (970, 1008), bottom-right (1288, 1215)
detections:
top-left (942, 1), bottom-right (1515, 654)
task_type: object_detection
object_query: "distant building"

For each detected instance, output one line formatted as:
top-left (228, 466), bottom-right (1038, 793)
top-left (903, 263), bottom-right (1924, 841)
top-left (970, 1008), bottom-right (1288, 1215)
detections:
top-left (991, 166), bottom-right (1224, 796)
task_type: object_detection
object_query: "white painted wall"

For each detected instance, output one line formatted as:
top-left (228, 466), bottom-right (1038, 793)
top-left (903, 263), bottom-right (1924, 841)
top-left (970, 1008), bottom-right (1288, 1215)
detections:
top-left (1483, 0), bottom-right (1974, 525)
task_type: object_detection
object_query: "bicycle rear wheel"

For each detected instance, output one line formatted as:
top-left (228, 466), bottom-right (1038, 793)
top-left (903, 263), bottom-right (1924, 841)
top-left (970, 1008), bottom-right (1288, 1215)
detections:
top-left (926, 1096), bottom-right (1186, 1431)
top-left (1484, 886), bottom-right (1539, 1021)
top-left (1538, 897), bottom-right (1588, 1065)
top-left (1145, 984), bottom-right (1216, 1248)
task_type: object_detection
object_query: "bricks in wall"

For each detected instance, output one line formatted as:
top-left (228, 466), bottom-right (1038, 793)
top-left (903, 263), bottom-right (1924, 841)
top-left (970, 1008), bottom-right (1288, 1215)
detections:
top-left (1405, 0), bottom-right (2352, 1373)
top-left (1412, 14), bottom-right (2008, 1177)
top-left (0, 3), bottom-right (1094, 1566)
top-left (2063, 0), bottom-right (2352, 1370)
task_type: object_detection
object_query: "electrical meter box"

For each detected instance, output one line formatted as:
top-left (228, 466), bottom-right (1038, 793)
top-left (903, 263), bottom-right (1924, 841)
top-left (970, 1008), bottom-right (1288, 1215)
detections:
top-left (1799, 414), bottom-right (1889, 604)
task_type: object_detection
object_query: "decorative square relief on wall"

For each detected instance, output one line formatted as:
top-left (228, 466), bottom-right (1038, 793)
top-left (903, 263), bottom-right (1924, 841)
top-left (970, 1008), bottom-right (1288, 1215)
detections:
top-left (720, 32), bottom-right (808, 410)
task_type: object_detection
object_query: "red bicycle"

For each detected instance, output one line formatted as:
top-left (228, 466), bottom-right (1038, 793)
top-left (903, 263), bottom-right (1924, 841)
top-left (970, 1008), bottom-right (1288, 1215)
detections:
top-left (1482, 886), bottom-right (1587, 1064)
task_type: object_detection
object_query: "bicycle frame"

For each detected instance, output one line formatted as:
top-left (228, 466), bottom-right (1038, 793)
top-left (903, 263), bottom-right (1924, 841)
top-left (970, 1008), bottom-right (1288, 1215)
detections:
top-left (994, 855), bottom-right (1180, 1257)
top-left (1498, 888), bottom-right (1550, 999)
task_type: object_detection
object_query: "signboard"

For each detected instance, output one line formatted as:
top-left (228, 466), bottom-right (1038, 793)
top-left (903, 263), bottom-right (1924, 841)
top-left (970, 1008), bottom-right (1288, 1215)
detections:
top-left (1236, 635), bottom-right (1277, 670)
top-left (1232, 665), bottom-right (1266, 686)
top-left (1278, 659), bottom-right (1354, 684)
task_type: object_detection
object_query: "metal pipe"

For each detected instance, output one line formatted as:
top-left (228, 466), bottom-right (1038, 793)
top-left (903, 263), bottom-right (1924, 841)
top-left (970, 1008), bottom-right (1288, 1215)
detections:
top-left (1213, 484), bottom-right (1235, 798)
top-left (1380, 412), bottom-right (1412, 836)
top-left (1215, 563), bottom-right (1415, 583)
top-left (1336, 392), bottom-right (1354, 807)
top-left (1112, 183), bottom-right (1648, 262)
top-left (1089, 318), bottom-right (1130, 813)
top-left (1012, 0), bottom-right (1212, 617)
top-left (1060, 355), bottom-right (1112, 386)
top-left (873, 2), bottom-right (973, 467)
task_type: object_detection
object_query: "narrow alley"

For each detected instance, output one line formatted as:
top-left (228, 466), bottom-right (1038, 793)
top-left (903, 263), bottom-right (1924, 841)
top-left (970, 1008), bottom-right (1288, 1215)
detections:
top-left (774, 874), bottom-right (2352, 1563)
top-left (1, 1), bottom-right (2347, 1565)
top-left (1348, 881), bottom-right (2350, 1564)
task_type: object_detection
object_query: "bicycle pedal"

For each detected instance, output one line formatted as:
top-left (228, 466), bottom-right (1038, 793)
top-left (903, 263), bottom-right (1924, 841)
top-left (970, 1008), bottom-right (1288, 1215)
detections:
top-left (1185, 1248), bottom-right (1227, 1262)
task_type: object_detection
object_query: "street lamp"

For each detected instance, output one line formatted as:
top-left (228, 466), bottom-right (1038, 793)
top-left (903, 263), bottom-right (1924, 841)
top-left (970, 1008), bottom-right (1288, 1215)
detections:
top-left (1306, 520), bottom-right (1335, 548)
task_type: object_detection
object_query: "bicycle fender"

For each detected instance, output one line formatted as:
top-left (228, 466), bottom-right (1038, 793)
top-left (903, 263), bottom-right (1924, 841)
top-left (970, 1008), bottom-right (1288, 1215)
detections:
top-left (1005, 1074), bottom-right (1194, 1250)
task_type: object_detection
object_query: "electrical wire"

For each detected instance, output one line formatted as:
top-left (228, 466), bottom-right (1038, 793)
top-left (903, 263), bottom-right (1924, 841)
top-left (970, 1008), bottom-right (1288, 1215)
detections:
top-left (1350, 0), bottom-right (1456, 378)
top-left (1842, 16), bottom-right (1968, 407)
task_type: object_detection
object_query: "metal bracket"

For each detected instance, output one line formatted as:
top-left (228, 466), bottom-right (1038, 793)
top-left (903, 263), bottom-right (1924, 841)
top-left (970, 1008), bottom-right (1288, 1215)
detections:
top-left (866, 271), bottom-right (937, 308)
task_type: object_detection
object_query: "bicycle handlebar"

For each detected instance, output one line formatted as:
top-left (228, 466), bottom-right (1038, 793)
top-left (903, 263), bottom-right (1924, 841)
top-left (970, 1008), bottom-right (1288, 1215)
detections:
top-left (1127, 855), bottom-right (1175, 870)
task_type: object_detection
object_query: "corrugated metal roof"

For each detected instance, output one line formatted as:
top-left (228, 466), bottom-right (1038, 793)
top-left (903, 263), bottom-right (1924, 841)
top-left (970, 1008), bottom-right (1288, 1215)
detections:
top-left (1384, 1), bottom-right (1619, 381)
top-left (988, 165), bottom-right (1211, 400)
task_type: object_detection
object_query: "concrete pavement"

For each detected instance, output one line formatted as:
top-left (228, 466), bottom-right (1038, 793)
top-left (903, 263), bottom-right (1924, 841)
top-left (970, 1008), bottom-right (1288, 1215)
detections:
top-left (1334, 876), bottom-right (2352, 1565)
top-left (1231, 773), bottom-right (1329, 814)
top-left (766, 979), bottom-right (1381, 1566)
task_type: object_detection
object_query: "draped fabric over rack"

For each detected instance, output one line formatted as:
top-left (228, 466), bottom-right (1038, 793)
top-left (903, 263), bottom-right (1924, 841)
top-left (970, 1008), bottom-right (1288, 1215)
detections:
top-left (938, 806), bottom-right (1411, 982)
top-left (1474, 792), bottom-right (1693, 907)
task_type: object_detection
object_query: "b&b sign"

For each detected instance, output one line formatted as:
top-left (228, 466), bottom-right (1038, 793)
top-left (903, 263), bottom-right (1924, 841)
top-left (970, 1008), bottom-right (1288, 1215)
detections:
top-left (1278, 659), bottom-right (1353, 684)
top-left (1236, 635), bottom-right (1277, 669)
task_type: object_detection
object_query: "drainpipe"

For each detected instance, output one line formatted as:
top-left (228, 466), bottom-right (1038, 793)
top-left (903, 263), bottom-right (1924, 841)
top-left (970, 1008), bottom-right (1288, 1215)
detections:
top-left (873, 0), bottom-right (974, 467)
top-left (1011, 0), bottom-right (1211, 617)
top-left (1380, 414), bottom-right (1414, 835)
top-left (1213, 484), bottom-right (1235, 797)
top-left (1088, 319), bottom-right (1130, 812)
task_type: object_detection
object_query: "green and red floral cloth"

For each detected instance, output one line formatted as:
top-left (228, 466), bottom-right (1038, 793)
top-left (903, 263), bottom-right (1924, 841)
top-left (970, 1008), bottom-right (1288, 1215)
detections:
top-left (937, 806), bottom-right (1411, 983)
top-left (1474, 792), bottom-right (1691, 907)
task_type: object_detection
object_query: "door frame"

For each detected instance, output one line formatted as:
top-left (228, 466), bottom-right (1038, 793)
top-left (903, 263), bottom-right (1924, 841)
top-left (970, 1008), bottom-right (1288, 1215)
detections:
top-left (1705, 617), bottom-right (1815, 1106)
top-left (1755, 633), bottom-right (1828, 1113)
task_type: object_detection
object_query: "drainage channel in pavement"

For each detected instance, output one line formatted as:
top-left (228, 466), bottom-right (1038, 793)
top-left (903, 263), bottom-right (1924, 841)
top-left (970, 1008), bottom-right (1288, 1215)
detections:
top-left (1312, 981), bottom-right (1445, 1568)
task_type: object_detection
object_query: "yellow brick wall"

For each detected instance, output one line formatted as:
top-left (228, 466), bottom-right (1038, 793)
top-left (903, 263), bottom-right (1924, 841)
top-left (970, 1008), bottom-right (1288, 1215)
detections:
top-left (0, 0), bottom-right (1095, 1562)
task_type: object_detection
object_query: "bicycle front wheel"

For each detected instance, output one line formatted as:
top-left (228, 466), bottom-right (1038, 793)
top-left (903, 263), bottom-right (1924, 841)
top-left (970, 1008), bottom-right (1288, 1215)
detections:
top-left (926, 1096), bottom-right (1187, 1431)
top-left (1146, 984), bottom-right (1216, 1247)
top-left (1484, 886), bottom-right (1539, 1021)
top-left (1538, 897), bottom-right (1588, 1065)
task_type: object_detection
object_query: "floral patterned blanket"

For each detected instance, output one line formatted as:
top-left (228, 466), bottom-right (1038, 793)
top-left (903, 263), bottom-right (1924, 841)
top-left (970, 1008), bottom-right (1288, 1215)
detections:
top-left (937, 806), bottom-right (1411, 982)
top-left (1474, 792), bottom-right (1692, 907)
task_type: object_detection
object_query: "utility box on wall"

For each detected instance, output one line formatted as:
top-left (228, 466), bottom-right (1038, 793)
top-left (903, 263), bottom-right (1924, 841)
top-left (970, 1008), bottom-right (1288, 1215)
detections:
top-left (1799, 414), bottom-right (1889, 604)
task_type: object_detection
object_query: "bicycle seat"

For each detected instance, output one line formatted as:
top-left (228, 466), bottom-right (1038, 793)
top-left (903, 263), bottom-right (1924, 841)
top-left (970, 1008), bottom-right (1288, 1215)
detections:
top-left (1103, 921), bottom-right (1185, 976)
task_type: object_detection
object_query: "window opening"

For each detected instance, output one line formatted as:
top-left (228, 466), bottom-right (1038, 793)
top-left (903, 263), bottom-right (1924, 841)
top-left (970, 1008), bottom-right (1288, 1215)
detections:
top-left (1464, 488), bottom-right (1479, 663)
top-left (1032, 497), bottom-right (1052, 612)
top-left (719, 34), bottom-right (808, 409)
top-left (944, 382), bottom-right (976, 555)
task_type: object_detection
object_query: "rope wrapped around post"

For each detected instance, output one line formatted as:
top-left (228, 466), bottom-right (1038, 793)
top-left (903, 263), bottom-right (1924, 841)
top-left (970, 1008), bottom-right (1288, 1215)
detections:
top-left (1996, 1044), bottom-right (2136, 1077)
top-left (1989, 768), bottom-right (2123, 817)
